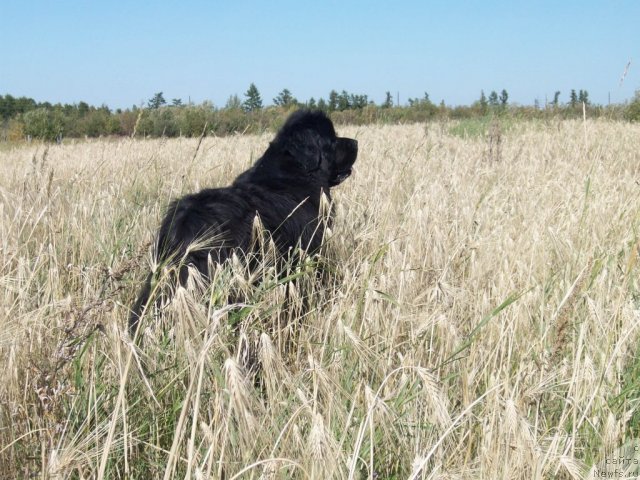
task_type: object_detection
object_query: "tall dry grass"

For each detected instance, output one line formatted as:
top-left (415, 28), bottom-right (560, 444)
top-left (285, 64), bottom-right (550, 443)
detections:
top-left (1, 119), bottom-right (639, 479)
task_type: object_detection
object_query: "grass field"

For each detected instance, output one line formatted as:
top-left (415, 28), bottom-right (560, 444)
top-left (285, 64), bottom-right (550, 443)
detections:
top-left (1, 118), bottom-right (640, 479)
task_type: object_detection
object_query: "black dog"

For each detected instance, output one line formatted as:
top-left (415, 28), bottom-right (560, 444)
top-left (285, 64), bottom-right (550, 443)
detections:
top-left (129, 110), bottom-right (358, 335)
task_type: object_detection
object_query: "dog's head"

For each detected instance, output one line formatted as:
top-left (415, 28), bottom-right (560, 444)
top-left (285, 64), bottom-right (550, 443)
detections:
top-left (271, 110), bottom-right (358, 188)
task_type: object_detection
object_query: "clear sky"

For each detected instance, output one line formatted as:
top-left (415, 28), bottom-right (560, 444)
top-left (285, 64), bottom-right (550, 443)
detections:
top-left (1, 1), bottom-right (638, 109)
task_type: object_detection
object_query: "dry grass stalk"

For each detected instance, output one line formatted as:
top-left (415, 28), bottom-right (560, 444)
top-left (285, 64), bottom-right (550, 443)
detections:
top-left (1, 119), bottom-right (639, 478)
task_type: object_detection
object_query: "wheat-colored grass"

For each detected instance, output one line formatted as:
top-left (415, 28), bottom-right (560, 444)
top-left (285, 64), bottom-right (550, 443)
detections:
top-left (1, 119), bottom-right (639, 479)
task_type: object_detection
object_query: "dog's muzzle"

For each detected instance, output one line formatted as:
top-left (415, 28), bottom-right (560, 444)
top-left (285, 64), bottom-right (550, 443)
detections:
top-left (332, 137), bottom-right (357, 186)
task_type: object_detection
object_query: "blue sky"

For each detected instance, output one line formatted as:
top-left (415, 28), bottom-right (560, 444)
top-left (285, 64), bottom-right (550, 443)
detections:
top-left (1, 1), bottom-right (638, 109)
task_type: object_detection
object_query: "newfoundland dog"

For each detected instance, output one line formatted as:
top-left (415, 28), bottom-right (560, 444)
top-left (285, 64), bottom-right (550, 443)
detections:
top-left (129, 109), bottom-right (358, 335)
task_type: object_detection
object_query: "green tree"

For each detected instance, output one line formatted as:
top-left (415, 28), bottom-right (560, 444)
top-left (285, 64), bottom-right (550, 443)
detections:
top-left (151, 108), bottom-right (178, 136)
top-left (307, 97), bottom-right (317, 109)
top-left (578, 89), bottom-right (589, 105)
top-left (625, 90), bottom-right (640, 122)
top-left (77, 101), bottom-right (90, 116)
top-left (273, 88), bottom-right (297, 107)
top-left (135, 110), bottom-right (153, 137)
top-left (0, 95), bottom-right (15, 119)
top-left (179, 106), bottom-right (208, 136)
top-left (338, 90), bottom-right (351, 111)
top-left (243, 83), bottom-right (263, 112)
top-left (349, 93), bottom-right (368, 109)
top-left (225, 94), bottom-right (242, 110)
top-left (62, 103), bottom-right (75, 117)
top-left (328, 90), bottom-right (339, 112)
top-left (382, 91), bottom-right (393, 108)
top-left (569, 89), bottom-right (578, 108)
top-left (552, 91), bottom-right (561, 107)
top-left (439, 99), bottom-right (447, 117)
top-left (479, 90), bottom-right (488, 114)
top-left (488, 90), bottom-right (499, 106)
top-left (0, 95), bottom-right (37, 119)
top-left (406, 93), bottom-right (437, 118)
top-left (499, 89), bottom-right (509, 106)
top-left (15, 96), bottom-right (37, 115)
top-left (81, 109), bottom-right (114, 137)
top-left (148, 92), bottom-right (166, 109)
top-left (171, 98), bottom-right (183, 107)
top-left (408, 92), bottom-right (432, 107)
top-left (23, 108), bottom-right (64, 141)
top-left (317, 98), bottom-right (328, 111)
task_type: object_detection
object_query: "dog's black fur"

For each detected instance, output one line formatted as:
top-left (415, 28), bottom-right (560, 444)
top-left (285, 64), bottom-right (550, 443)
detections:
top-left (129, 109), bottom-right (358, 335)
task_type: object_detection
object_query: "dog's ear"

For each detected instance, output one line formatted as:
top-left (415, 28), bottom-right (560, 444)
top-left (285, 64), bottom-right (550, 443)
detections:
top-left (282, 129), bottom-right (325, 172)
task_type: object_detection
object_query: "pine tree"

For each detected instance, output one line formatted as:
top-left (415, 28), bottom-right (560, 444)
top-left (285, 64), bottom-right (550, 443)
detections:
top-left (382, 91), bottom-right (393, 108)
top-left (570, 89), bottom-right (578, 108)
top-left (349, 93), bottom-right (368, 109)
top-left (499, 89), bottom-right (509, 106)
top-left (552, 91), bottom-right (561, 106)
top-left (243, 83), bottom-right (263, 112)
top-left (148, 92), bottom-right (166, 109)
top-left (488, 90), bottom-right (499, 106)
top-left (225, 94), bottom-right (242, 110)
top-left (328, 90), bottom-right (339, 112)
top-left (78, 101), bottom-right (89, 116)
top-left (273, 88), bottom-right (297, 107)
top-left (338, 91), bottom-right (350, 111)
top-left (578, 89), bottom-right (589, 105)
top-left (479, 90), bottom-right (488, 113)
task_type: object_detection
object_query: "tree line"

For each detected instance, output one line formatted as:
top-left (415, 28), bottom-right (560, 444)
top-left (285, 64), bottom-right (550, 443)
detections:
top-left (1, 83), bottom-right (638, 142)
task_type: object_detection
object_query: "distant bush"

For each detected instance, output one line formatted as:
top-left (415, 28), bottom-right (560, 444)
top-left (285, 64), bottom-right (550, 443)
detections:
top-left (118, 110), bottom-right (140, 137)
top-left (79, 109), bottom-right (120, 137)
top-left (150, 108), bottom-right (179, 137)
top-left (7, 119), bottom-right (24, 141)
top-left (625, 91), bottom-right (640, 122)
top-left (178, 106), bottom-right (208, 136)
top-left (23, 108), bottom-right (64, 141)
